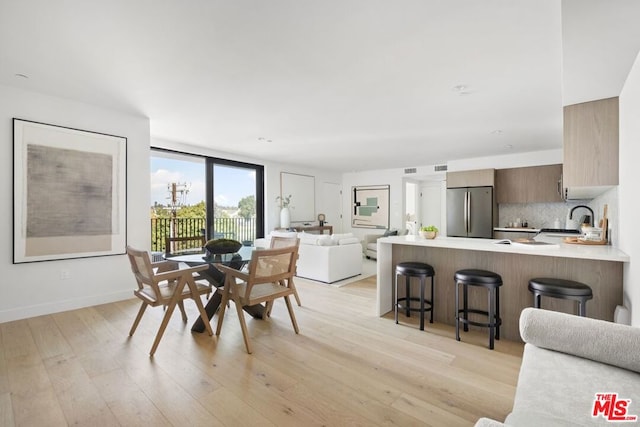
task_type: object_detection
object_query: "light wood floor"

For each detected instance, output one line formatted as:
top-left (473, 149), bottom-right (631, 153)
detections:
top-left (0, 275), bottom-right (523, 426)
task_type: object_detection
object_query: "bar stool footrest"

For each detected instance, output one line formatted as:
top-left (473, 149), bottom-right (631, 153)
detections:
top-left (396, 297), bottom-right (433, 314)
top-left (457, 308), bottom-right (502, 329)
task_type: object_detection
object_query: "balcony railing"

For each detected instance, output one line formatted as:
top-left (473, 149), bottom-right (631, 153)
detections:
top-left (151, 217), bottom-right (257, 252)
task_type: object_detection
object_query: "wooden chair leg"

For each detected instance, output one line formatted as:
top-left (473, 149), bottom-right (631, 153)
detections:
top-left (233, 294), bottom-right (253, 354)
top-left (177, 301), bottom-right (188, 322)
top-left (289, 278), bottom-right (301, 306)
top-left (264, 300), bottom-right (274, 319)
top-left (184, 278), bottom-right (214, 336)
top-left (150, 301), bottom-right (178, 356)
top-left (215, 290), bottom-right (229, 336)
top-left (283, 296), bottom-right (300, 334)
top-left (129, 302), bottom-right (148, 336)
top-left (192, 296), bottom-right (213, 336)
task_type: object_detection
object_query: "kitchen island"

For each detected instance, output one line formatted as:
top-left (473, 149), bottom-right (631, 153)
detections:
top-left (376, 235), bottom-right (630, 341)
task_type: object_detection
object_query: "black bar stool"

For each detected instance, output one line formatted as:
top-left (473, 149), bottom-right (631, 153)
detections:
top-left (528, 278), bottom-right (593, 317)
top-left (395, 262), bottom-right (435, 331)
top-left (454, 269), bottom-right (502, 350)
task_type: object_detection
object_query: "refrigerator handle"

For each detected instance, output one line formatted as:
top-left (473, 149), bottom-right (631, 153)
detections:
top-left (464, 191), bottom-right (469, 233)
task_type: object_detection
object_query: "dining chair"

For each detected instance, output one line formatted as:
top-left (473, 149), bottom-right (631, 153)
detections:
top-left (165, 235), bottom-right (206, 257)
top-left (164, 235), bottom-right (215, 297)
top-left (215, 245), bottom-right (300, 353)
top-left (269, 236), bottom-right (301, 307)
top-left (126, 245), bottom-right (214, 356)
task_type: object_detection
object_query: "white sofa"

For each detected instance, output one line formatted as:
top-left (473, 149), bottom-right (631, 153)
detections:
top-left (255, 231), bottom-right (363, 283)
top-left (475, 308), bottom-right (640, 426)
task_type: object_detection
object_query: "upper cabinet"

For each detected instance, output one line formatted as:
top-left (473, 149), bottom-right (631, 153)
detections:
top-left (496, 164), bottom-right (563, 204)
top-left (563, 97), bottom-right (619, 199)
top-left (446, 169), bottom-right (495, 188)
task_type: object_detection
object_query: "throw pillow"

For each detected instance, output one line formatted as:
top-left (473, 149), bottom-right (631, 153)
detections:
top-left (338, 237), bottom-right (360, 245)
top-left (383, 229), bottom-right (398, 237)
top-left (299, 234), bottom-right (319, 246)
top-left (317, 235), bottom-right (335, 246)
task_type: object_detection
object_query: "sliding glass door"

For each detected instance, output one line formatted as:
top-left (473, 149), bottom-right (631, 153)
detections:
top-left (206, 158), bottom-right (264, 243)
top-left (150, 149), bottom-right (264, 252)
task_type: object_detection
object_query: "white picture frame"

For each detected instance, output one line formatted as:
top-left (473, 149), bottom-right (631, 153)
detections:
top-left (13, 119), bottom-right (127, 263)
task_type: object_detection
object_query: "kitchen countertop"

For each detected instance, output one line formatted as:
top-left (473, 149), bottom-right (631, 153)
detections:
top-left (494, 227), bottom-right (540, 232)
top-left (378, 235), bottom-right (629, 262)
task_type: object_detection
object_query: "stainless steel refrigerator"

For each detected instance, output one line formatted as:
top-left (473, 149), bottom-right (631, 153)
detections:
top-left (446, 186), bottom-right (494, 238)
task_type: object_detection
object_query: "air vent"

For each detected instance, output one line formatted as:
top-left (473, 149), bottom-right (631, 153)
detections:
top-left (434, 164), bottom-right (448, 172)
top-left (404, 167), bottom-right (417, 174)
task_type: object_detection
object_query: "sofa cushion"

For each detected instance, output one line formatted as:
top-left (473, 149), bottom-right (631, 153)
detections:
top-left (505, 344), bottom-right (640, 427)
top-left (330, 232), bottom-right (354, 244)
top-left (338, 236), bottom-right (360, 245)
top-left (366, 242), bottom-right (378, 251)
top-left (270, 230), bottom-right (299, 239)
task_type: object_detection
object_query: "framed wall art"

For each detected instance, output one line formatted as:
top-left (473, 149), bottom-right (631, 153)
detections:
top-left (13, 119), bottom-right (127, 263)
top-left (280, 172), bottom-right (315, 223)
top-left (352, 184), bottom-right (390, 229)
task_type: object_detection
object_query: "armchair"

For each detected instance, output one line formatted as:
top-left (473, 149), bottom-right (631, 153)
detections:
top-left (362, 229), bottom-right (408, 259)
top-left (215, 245), bottom-right (300, 353)
top-left (126, 246), bottom-right (213, 356)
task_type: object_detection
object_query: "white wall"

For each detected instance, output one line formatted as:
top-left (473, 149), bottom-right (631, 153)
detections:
top-left (152, 138), bottom-right (342, 235)
top-left (618, 50), bottom-right (640, 326)
top-left (0, 85), bottom-right (150, 323)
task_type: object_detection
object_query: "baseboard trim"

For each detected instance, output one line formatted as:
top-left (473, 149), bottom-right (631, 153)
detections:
top-left (0, 290), bottom-right (132, 323)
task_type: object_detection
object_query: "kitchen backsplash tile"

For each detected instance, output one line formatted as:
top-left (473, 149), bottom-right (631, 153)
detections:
top-left (499, 203), bottom-right (574, 229)
top-left (498, 187), bottom-right (618, 243)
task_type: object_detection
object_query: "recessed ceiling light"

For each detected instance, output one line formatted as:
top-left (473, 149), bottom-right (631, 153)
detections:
top-left (15, 73), bottom-right (29, 79)
top-left (452, 84), bottom-right (471, 95)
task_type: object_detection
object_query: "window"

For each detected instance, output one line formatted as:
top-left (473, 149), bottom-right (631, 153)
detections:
top-left (150, 150), bottom-right (264, 252)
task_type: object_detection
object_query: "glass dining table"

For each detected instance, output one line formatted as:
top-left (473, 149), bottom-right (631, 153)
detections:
top-left (165, 246), bottom-right (265, 333)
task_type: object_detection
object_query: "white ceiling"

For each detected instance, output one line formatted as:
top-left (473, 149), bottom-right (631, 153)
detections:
top-left (1, 0), bottom-right (639, 172)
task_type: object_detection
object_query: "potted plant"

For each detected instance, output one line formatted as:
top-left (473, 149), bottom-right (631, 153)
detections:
top-left (419, 225), bottom-right (438, 239)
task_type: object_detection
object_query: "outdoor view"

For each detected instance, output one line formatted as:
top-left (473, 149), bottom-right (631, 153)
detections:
top-left (150, 152), bottom-right (258, 252)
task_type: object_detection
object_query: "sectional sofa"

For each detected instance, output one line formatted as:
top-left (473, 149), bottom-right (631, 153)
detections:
top-left (255, 231), bottom-right (362, 283)
top-left (476, 308), bottom-right (640, 426)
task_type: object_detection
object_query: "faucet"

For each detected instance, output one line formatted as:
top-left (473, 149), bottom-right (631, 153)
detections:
top-left (569, 205), bottom-right (594, 226)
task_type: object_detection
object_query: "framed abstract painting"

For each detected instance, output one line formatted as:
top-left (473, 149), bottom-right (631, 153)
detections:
top-left (351, 184), bottom-right (390, 229)
top-left (13, 119), bottom-right (127, 263)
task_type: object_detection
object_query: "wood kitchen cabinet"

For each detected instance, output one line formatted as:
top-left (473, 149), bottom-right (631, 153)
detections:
top-left (496, 164), bottom-right (563, 203)
top-left (446, 168), bottom-right (495, 188)
top-left (563, 97), bottom-right (619, 191)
